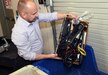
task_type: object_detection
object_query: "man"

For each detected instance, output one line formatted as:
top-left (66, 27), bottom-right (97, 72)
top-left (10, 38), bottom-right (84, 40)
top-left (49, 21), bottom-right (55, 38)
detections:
top-left (11, 0), bottom-right (77, 66)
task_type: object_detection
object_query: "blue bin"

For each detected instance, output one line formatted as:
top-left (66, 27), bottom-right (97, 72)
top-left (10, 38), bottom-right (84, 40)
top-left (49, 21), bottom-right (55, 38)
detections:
top-left (33, 45), bottom-right (108, 75)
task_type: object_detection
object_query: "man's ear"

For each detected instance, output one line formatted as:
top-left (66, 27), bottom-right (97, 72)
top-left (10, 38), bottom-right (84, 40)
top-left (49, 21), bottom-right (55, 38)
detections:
top-left (21, 12), bottom-right (27, 19)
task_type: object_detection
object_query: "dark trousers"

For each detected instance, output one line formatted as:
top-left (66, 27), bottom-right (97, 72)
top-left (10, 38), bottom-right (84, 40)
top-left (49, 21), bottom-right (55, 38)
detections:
top-left (13, 56), bottom-right (36, 70)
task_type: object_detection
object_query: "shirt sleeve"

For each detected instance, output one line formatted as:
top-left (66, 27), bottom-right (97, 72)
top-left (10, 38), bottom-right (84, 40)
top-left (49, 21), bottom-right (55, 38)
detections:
top-left (11, 29), bottom-right (36, 60)
top-left (38, 12), bottom-right (57, 22)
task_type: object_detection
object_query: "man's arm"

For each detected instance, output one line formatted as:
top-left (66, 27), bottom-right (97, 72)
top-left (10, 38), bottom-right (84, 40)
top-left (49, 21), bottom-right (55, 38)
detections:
top-left (57, 12), bottom-right (78, 20)
top-left (39, 12), bottom-right (78, 22)
top-left (35, 54), bottom-right (61, 60)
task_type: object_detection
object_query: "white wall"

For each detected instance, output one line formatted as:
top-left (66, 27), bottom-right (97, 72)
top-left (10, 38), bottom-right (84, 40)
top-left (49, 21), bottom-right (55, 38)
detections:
top-left (53, 0), bottom-right (108, 73)
top-left (11, 0), bottom-right (19, 21)
top-left (0, 21), bottom-right (3, 36)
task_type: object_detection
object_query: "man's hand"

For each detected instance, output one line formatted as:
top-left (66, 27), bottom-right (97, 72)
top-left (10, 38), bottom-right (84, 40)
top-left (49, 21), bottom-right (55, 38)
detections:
top-left (66, 12), bottom-right (79, 20)
top-left (48, 54), bottom-right (62, 60)
top-left (35, 53), bottom-right (62, 60)
top-left (57, 12), bottom-right (78, 20)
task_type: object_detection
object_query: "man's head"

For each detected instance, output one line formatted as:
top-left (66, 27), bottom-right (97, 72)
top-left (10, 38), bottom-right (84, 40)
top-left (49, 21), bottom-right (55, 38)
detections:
top-left (17, 0), bottom-right (39, 23)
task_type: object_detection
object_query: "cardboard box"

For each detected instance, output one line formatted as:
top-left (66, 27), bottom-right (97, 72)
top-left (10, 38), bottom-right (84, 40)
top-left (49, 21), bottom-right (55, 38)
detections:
top-left (9, 65), bottom-right (48, 75)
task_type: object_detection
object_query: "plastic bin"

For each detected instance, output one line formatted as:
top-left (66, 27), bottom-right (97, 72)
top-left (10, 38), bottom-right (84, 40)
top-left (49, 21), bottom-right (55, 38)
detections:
top-left (33, 45), bottom-right (108, 75)
top-left (9, 65), bottom-right (48, 75)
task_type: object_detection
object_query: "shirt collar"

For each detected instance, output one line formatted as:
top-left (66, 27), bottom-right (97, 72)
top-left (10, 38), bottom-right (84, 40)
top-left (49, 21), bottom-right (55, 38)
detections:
top-left (18, 16), bottom-right (33, 27)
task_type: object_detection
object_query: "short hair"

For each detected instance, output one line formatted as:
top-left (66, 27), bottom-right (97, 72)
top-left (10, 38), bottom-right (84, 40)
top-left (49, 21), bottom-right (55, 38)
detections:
top-left (17, 0), bottom-right (33, 13)
top-left (17, 1), bottom-right (26, 13)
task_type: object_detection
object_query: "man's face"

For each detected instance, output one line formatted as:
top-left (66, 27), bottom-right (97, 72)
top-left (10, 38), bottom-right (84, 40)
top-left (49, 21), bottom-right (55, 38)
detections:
top-left (20, 1), bottom-right (39, 23)
top-left (26, 6), bottom-right (39, 23)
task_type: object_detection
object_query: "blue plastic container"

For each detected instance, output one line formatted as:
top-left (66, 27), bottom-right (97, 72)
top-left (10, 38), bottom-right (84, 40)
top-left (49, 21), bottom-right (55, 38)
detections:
top-left (33, 45), bottom-right (108, 75)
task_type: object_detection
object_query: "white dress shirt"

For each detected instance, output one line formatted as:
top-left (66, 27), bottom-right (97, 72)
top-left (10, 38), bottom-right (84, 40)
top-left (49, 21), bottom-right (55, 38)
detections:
top-left (11, 12), bottom-right (57, 60)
